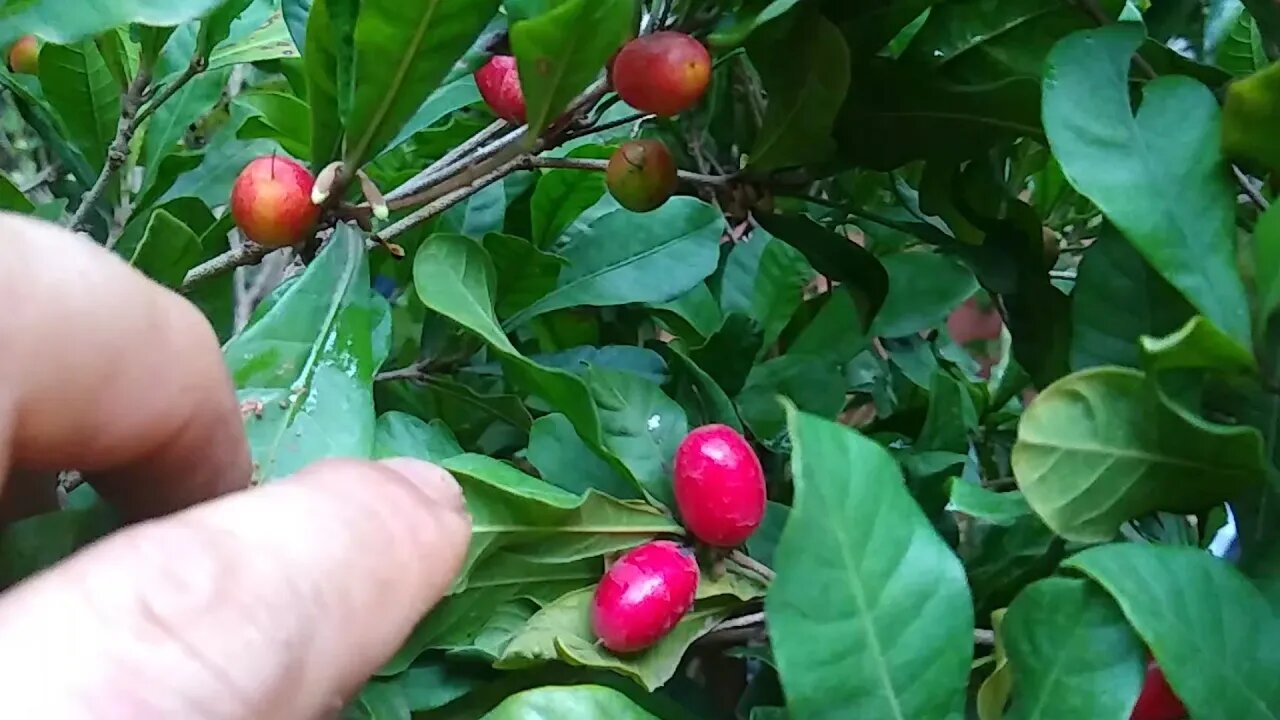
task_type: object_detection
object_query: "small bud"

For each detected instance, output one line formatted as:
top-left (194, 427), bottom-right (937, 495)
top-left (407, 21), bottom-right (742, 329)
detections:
top-left (311, 161), bottom-right (344, 205)
top-left (356, 169), bottom-right (390, 220)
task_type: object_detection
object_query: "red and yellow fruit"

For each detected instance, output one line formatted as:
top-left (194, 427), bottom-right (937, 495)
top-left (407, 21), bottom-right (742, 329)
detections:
top-left (7, 35), bottom-right (39, 75)
top-left (1131, 659), bottom-right (1187, 720)
top-left (475, 55), bottom-right (526, 125)
top-left (230, 155), bottom-right (320, 248)
top-left (591, 540), bottom-right (700, 653)
top-left (673, 424), bottom-right (767, 548)
top-left (611, 31), bottom-right (711, 117)
top-left (606, 139), bottom-right (678, 213)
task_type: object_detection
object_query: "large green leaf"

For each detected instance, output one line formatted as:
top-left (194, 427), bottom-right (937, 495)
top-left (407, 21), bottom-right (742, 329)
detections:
top-left (484, 232), bottom-right (565, 320)
top-left (497, 586), bottom-right (737, 691)
top-left (1002, 577), bottom-right (1145, 720)
top-left (1066, 544), bottom-right (1280, 720)
top-left (746, 10), bottom-right (850, 171)
top-left (738, 355), bottom-right (845, 444)
top-left (903, 0), bottom-right (1123, 82)
top-left (0, 174), bottom-right (34, 212)
top-left (373, 411), bottom-right (465, 463)
top-left (504, 197), bottom-right (726, 327)
top-left (1011, 367), bottom-right (1265, 543)
top-left (235, 90), bottom-right (312, 160)
top-left (510, 0), bottom-right (637, 138)
top-left (127, 208), bottom-right (202, 289)
top-left (206, 8), bottom-right (299, 70)
top-left (872, 251), bottom-right (977, 338)
top-left (527, 413), bottom-right (639, 499)
top-left (529, 144), bottom-right (613, 248)
top-left (768, 406), bottom-right (974, 720)
top-left (38, 41), bottom-right (120, 171)
top-left (1042, 23), bottom-right (1251, 349)
top-left (480, 685), bottom-right (658, 719)
top-left (343, 0), bottom-right (500, 166)
top-left (754, 214), bottom-right (889, 325)
top-left (224, 226), bottom-right (385, 482)
top-left (719, 227), bottom-right (813, 350)
top-left (412, 234), bottom-right (638, 490)
top-left (155, 107), bottom-right (282, 207)
top-left (584, 366), bottom-right (687, 508)
top-left (0, 0), bottom-right (228, 47)
top-left (1070, 225), bottom-right (1195, 371)
top-left (305, 0), bottom-right (345, 166)
top-left (378, 76), bottom-right (482, 160)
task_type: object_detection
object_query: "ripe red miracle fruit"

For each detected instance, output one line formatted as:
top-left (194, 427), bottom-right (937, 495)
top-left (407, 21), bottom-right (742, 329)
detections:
top-left (673, 424), bottom-right (767, 547)
top-left (474, 55), bottom-right (526, 125)
top-left (1130, 659), bottom-right (1187, 720)
top-left (591, 540), bottom-right (699, 653)
top-left (611, 31), bottom-right (712, 117)
top-left (230, 155), bottom-right (319, 248)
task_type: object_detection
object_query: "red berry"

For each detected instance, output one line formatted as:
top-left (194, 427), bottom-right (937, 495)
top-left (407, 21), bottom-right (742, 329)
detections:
top-left (7, 35), bottom-right (39, 75)
top-left (230, 155), bottom-right (319, 248)
top-left (475, 55), bottom-right (526, 124)
top-left (590, 540), bottom-right (699, 653)
top-left (1131, 659), bottom-right (1187, 720)
top-left (673, 424), bottom-right (766, 547)
top-left (611, 31), bottom-right (711, 117)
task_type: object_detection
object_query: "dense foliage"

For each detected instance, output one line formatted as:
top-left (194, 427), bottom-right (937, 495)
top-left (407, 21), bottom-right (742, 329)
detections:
top-left (2, 0), bottom-right (1279, 717)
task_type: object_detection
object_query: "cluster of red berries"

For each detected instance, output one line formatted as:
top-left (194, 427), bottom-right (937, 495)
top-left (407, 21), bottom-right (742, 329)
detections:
top-left (591, 424), bottom-right (767, 653)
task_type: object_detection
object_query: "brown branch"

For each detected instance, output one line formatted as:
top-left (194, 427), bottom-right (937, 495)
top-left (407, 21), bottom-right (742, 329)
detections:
top-left (181, 241), bottom-right (274, 292)
top-left (374, 360), bottom-right (431, 383)
top-left (527, 155), bottom-right (737, 186)
top-left (729, 550), bottom-right (776, 584)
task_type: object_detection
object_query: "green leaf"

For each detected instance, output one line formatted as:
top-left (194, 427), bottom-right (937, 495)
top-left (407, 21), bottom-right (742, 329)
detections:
top-left (0, 505), bottom-right (117, 588)
top-left (746, 11), bottom-right (850, 171)
top-left (1242, 0), bottom-right (1280, 59)
top-left (836, 59), bottom-right (1042, 170)
top-left (649, 282), bottom-right (724, 346)
top-left (412, 234), bottom-right (638, 491)
top-left (343, 0), bottom-right (500, 166)
top-left (918, 370), bottom-right (979, 453)
top-left (0, 0), bottom-right (229, 47)
top-left (283, 0), bottom-right (312, 53)
top-left (948, 481), bottom-right (1032, 527)
top-left (479, 685), bottom-right (658, 720)
top-left (527, 413), bottom-right (639, 499)
top-left (1065, 544), bottom-right (1280, 720)
top-left (198, 0), bottom-right (254, 56)
top-left (378, 76), bottom-right (482, 159)
top-left (719, 227), bottom-right (813, 350)
top-left (0, 174), bottom-right (35, 212)
top-left (235, 90), bottom-right (312, 160)
top-left (497, 586), bottom-right (736, 691)
top-left (738, 355), bottom-right (845, 444)
top-left (651, 340), bottom-right (744, 433)
top-left (768, 406), bottom-right (974, 720)
top-left (305, 0), bottom-right (346, 166)
top-left (224, 226), bottom-right (385, 482)
top-left (510, 0), bottom-right (637, 138)
top-left (207, 9), bottom-right (301, 69)
top-left (1002, 577), bottom-right (1145, 720)
top-left (38, 41), bottom-right (121, 170)
top-left (1216, 9), bottom-right (1269, 76)
top-left (902, 0), bottom-right (1123, 82)
top-left (505, 197), bottom-right (726, 328)
top-left (872, 252), bottom-right (978, 338)
top-left (140, 68), bottom-right (231, 198)
top-left (1043, 23), bottom-right (1251, 349)
top-left (1224, 61), bottom-right (1280, 173)
top-left (373, 411), bottom-right (465, 462)
top-left (530, 144), bottom-right (614, 248)
top-left (95, 28), bottom-right (136, 91)
top-left (127, 208), bottom-right (202, 289)
top-left (1011, 367), bottom-right (1265, 543)
top-left (745, 500), bottom-right (789, 568)
top-left (1256, 202), bottom-right (1280, 338)
top-left (156, 109), bottom-right (282, 207)
top-left (584, 366), bottom-right (687, 507)
top-left (1069, 225), bottom-right (1194, 371)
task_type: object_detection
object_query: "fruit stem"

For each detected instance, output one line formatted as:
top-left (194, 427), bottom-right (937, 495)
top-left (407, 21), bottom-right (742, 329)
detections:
top-left (526, 156), bottom-right (737, 187)
top-left (727, 550), bottom-right (775, 585)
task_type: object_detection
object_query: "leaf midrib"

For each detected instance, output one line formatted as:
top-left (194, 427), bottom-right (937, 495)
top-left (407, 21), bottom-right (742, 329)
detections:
top-left (935, 5), bottom-right (1060, 67)
top-left (1018, 437), bottom-right (1253, 473)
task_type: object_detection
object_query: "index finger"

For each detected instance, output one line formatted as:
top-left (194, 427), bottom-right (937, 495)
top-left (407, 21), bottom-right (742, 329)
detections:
top-left (0, 212), bottom-right (251, 519)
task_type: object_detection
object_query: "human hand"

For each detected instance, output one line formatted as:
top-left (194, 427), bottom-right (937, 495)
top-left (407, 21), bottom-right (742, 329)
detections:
top-left (0, 213), bottom-right (471, 718)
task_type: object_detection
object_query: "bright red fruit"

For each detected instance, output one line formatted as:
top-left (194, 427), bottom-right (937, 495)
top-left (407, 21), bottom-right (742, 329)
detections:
top-left (1131, 659), bottom-right (1187, 720)
top-left (475, 55), bottom-right (526, 124)
top-left (611, 31), bottom-right (711, 117)
top-left (673, 424), bottom-right (766, 547)
top-left (230, 155), bottom-right (319, 248)
top-left (591, 540), bottom-right (699, 653)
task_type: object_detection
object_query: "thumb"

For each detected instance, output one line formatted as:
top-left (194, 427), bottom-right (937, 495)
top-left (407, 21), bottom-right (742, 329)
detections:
top-left (0, 457), bottom-right (471, 719)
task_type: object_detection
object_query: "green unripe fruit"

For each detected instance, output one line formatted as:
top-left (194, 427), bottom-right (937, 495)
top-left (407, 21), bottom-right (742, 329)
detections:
top-left (606, 140), bottom-right (678, 213)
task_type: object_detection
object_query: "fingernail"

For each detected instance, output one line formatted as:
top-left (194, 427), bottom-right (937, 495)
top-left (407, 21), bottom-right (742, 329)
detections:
top-left (377, 457), bottom-right (464, 509)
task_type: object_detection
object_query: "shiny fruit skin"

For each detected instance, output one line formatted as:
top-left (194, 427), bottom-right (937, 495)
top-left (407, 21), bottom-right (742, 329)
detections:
top-left (591, 540), bottom-right (699, 653)
top-left (7, 35), bottom-right (39, 75)
top-left (606, 139), bottom-right (678, 212)
top-left (475, 55), bottom-right (526, 124)
top-left (673, 424), bottom-right (767, 547)
top-left (230, 155), bottom-right (320, 248)
top-left (611, 31), bottom-right (711, 117)
top-left (1131, 660), bottom-right (1187, 720)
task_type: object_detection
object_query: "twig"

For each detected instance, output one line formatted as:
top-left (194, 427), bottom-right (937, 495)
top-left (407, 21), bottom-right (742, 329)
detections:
top-left (386, 126), bottom-right (529, 210)
top-left (562, 112), bottom-right (653, 142)
top-left (19, 162), bottom-right (59, 193)
top-left (526, 156), bottom-right (737, 186)
top-left (1233, 166), bottom-right (1271, 210)
top-left (385, 119), bottom-right (510, 203)
top-left (181, 241), bottom-right (274, 292)
top-left (134, 56), bottom-right (207, 127)
top-left (376, 153), bottom-right (531, 242)
top-left (68, 69), bottom-right (152, 232)
top-left (974, 629), bottom-right (996, 646)
top-left (729, 550), bottom-right (776, 584)
top-left (374, 360), bottom-right (431, 383)
top-left (710, 611), bottom-right (765, 633)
